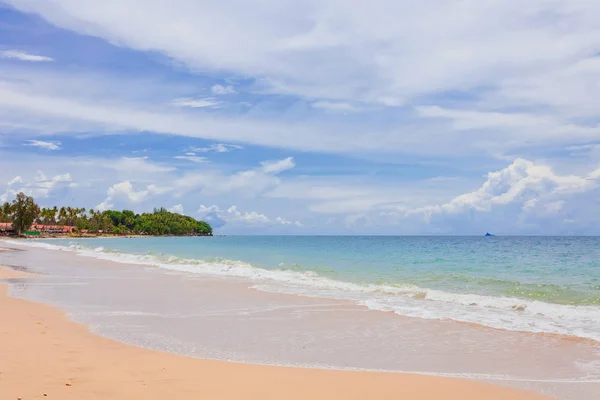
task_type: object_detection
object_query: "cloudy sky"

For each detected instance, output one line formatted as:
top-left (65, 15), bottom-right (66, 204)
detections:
top-left (1, 1), bottom-right (600, 234)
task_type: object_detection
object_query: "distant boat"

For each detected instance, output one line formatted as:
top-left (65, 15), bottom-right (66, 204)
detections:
top-left (484, 232), bottom-right (494, 237)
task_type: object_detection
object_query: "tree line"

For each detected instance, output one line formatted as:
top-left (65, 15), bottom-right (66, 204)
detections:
top-left (1, 192), bottom-right (212, 236)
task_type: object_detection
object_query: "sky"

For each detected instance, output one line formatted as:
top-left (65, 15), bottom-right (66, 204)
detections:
top-left (1, 1), bottom-right (600, 235)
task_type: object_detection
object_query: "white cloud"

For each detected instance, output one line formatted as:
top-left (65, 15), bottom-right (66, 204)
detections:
top-left (260, 157), bottom-right (295, 174)
top-left (325, 158), bottom-right (600, 233)
top-left (3, 1), bottom-right (600, 160)
top-left (11, 0), bottom-right (600, 104)
top-left (171, 97), bottom-right (221, 108)
top-left (175, 157), bottom-right (295, 196)
top-left (266, 176), bottom-right (427, 215)
top-left (198, 204), bottom-right (301, 226)
top-left (6, 1), bottom-right (600, 234)
top-left (2, 77), bottom-right (597, 158)
top-left (227, 205), bottom-right (270, 224)
top-left (1, 171), bottom-right (73, 202)
top-left (492, 57), bottom-right (600, 119)
top-left (276, 216), bottom-right (292, 225)
top-left (259, 157), bottom-right (600, 232)
top-left (97, 181), bottom-right (171, 210)
top-left (211, 84), bottom-right (235, 95)
top-left (588, 168), bottom-right (600, 180)
top-left (411, 159), bottom-right (594, 217)
top-left (190, 143), bottom-right (243, 153)
top-left (24, 139), bottom-right (62, 150)
top-left (1, 50), bottom-right (53, 62)
top-left (100, 157), bottom-right (175, 173)
top-left (174, 153), bottom-right (209, 163)
top-left (7, 176), bottom-right (23, 186)
top-left (95, 199), bottom-right (113, 212)
top-left (168, 204), bottom-right (184, 214)
top-left (197, 204), bottom-right (221, 214)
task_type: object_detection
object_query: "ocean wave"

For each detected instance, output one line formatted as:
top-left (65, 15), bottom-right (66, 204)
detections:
top-left (4, 238), bottom-right (600, 342)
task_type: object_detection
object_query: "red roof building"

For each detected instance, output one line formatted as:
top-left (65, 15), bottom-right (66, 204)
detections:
top-left (31, 224), bottom-right (75, 233)
top-left (0, 223), bottom-right (74, 233)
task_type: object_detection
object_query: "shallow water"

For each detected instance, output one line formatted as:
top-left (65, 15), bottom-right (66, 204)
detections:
top-left (19, 236), bottom-right (600, 341)
top-left (1, 241), bottom-right (599, 400)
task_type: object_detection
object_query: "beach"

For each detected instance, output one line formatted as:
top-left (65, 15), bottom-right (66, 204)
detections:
top-left (1, 240), bottom-right (599, 399)
top-left (0, 263), bottom-right (551, 400)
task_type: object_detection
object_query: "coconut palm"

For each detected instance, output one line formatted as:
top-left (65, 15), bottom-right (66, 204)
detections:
top-left (58, 207), bottom-right (67, 226)
top-left (36, 208), bottom-right (46, 224)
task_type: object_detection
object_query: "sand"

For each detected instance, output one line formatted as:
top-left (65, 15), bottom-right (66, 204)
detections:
top-left (0, 265), bottom-right (552, 400)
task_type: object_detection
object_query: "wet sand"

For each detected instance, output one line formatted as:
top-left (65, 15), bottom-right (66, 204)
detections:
top-left (0, 264), bottom-right (551, 400)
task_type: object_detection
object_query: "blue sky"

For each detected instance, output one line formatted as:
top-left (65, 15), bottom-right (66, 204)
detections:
top-left (1, 1), bottom-right (600, 234)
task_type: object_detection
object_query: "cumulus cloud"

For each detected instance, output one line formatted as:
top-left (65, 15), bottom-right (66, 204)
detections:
top-left (168, 204), bottom-right (184, 214)
top-left (1, 50), bottom-right (53, 62)
top-left (24, 140), bottom-right (62, 150)
top-left (96, 181), bottom-right (170, 211)
top-left (411, 159), bottom-right (594, 217)
top-left (226, 206), bottom-right (270, 224)
top-left (326, 158), bottom-right (600, 233)
top-left (261, 157), bottom-right (600, 233)
top-left (1, 171), bottom-right (73, 202)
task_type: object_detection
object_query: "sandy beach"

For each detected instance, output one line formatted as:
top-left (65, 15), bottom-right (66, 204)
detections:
top-left (0, 263), bottom-right (552, 400)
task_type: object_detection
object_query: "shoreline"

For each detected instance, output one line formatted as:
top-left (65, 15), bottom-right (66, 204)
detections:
top-left (5, 237), bottom-right (599, 345)
top-left (0, 264), bottom-right (552, 400)
top-left (2, 233), bottom-right (213, 239)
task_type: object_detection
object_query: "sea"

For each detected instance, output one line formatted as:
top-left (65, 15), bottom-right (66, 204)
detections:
top-left (2, 236), bottom-right (600, 399)
top-left (25, 235), bottom-right (600, 341)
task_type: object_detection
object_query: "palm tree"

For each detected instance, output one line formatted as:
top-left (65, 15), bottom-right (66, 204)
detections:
top-left (36, 208), bottom-right (46, 224)
top-left (52, 206), bottom-right (58, 224)
top-left (58, 207), bottom-right (67, 226)
top-left (1, 202), bottom-right (12, 223)
top-left (65, 206), bottom-right (74, 226)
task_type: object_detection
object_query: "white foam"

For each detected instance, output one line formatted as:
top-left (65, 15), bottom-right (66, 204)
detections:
top-left (4, 238), bottom-right (600, 342)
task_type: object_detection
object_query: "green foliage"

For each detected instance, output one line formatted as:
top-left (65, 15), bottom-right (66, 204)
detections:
top-left (10, 193), bottom-right (40, 234)
top-left (1, 202), bottom-right (11, 223)
top-left (76, 217), bottom-right (89, 232)
top-left (131, 208), bottom-right (212, 236)
top-left (2, 193), bottom-right (212, 237)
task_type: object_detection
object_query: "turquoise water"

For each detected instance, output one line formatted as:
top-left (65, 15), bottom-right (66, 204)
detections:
top-left (27, 236), bottom-right (600, 340)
